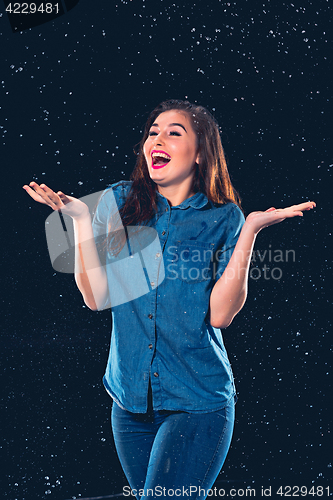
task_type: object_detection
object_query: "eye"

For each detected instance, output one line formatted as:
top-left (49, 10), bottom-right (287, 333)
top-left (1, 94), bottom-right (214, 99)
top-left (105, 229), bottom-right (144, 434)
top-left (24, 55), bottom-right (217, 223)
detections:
top-left (148, 131), bottom-right (158, 136)
top-left (169, 131), bottom-right (181, 136)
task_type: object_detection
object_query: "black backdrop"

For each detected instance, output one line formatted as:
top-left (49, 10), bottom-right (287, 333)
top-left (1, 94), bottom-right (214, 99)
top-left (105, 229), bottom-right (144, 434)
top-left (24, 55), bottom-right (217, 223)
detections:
top-left (1, 0), bottom-right (332, 498)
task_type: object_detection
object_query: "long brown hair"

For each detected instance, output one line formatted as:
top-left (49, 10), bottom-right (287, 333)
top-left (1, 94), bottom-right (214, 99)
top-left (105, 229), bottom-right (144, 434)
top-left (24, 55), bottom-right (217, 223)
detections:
top-left (117, 99), bottom-right (241, 229)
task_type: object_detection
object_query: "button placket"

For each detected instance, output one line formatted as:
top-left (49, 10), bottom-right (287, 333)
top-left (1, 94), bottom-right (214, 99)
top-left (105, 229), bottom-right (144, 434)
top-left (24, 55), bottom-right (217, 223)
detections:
top-left (148, 199), bottom-right (170, 408)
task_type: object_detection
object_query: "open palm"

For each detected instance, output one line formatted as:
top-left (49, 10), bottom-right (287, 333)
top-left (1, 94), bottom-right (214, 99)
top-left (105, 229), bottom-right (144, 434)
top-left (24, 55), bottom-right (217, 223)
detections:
top-left (23, 182), bottom-right (89, 219)
top-left (246, 201), bottom-right (316, 234)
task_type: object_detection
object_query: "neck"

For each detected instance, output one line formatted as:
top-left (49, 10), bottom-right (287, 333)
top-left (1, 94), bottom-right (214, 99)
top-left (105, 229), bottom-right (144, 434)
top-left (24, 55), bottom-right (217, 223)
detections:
top-left (157, 184), bottom-right (196, 207)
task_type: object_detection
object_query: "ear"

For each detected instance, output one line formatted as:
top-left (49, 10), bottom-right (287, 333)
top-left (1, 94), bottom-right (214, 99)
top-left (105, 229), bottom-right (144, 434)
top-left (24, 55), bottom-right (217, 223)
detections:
top-left (195, 153), bottom-right (200, 165)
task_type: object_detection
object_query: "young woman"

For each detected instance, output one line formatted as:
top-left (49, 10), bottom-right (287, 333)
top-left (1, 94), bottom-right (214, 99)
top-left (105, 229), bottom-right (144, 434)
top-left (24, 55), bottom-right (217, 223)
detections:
top-left (23, 100), bottom-right (315, 498)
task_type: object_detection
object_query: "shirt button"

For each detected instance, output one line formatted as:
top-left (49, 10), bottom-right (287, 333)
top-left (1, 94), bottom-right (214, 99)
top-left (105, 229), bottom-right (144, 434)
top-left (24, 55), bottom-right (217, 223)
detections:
top-left (148, 314), bottom-right (153, 319)
top-left (150, 282), bottom-right (155, 287)
top-left (155, 252), bottom-right (161, 259)
top-left (153, 372), bottom-right (159, 378)
top-left (148, 344), bottom-right (153, 349)
top-left (161, 231), bottom-right (166, 236)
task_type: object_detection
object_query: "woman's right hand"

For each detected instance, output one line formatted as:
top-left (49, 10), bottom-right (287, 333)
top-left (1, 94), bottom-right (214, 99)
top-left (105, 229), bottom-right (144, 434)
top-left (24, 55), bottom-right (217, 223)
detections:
top-left (22, 182), bottom-right (90, 220)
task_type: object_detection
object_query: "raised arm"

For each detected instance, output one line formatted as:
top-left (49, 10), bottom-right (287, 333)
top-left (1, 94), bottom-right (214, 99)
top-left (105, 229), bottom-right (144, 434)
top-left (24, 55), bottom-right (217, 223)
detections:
top-left (23, 182), bottom-right (109, 311)
top-left (209, 201), bottom-right (316, 329)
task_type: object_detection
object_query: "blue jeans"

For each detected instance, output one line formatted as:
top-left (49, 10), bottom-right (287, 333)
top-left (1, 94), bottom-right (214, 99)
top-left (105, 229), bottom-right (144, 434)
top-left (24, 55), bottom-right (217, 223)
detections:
top-left (111, 397), bottom-right (235, 499)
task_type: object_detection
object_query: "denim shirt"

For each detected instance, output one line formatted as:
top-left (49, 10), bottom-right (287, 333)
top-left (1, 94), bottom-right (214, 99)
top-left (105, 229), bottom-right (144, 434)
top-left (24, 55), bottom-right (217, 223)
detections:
top-left (92, 181), bottom-right (245, 413)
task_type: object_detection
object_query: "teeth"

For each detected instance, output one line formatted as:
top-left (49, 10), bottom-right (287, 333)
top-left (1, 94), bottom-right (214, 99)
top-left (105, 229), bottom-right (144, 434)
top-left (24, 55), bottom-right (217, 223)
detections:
top-left (152, 152), bottom-right (171, 160)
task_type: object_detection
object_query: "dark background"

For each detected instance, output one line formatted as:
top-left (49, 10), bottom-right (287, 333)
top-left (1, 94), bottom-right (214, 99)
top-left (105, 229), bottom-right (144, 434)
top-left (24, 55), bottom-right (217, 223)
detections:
top-left (1, 0), bottom-right (332, 498)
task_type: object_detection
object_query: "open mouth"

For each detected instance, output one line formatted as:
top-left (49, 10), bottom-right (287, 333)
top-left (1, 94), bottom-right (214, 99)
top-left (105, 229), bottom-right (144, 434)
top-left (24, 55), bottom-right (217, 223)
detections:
top-left (151, 150), bottom-right (171, 169)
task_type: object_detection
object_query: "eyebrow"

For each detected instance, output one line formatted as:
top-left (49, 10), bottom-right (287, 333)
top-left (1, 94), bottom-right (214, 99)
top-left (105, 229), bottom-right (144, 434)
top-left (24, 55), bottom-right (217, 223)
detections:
top-left (151, 122), bottom-right (187, 133)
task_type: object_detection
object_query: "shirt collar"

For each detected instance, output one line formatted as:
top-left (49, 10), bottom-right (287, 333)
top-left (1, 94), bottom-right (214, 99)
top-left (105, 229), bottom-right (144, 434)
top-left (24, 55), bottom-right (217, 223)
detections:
top-left (157, 191), bottom-right (209, 210)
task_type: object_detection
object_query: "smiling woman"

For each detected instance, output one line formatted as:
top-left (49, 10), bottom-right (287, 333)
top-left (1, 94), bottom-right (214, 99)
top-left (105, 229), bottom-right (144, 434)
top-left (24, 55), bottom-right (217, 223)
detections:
top-left (143, 109), bottom-right (200, 204)
top-left (117, 100), bottom-right (241, 230)
top-left (23, 99), bottom-right (315, 500)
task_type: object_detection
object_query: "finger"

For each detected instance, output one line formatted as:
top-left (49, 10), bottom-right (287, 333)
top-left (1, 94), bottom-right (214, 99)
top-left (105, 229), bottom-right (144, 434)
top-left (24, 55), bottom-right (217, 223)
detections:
top-left (23, 184), bottom-right (49, 204)
top-left (277, 202), bottom-right (315, 216)
top-left (30, 182), bottom-right (62, 210)
top-left (57, 191), bottom-right (71, 205)
top-left (281, 211), bottom-right (304, 218)
top-left (39, 184), bottom-right (63, 208)
top-left (298, 202), bottom-right (315, 210)
top-left (265, 207), bottom-right (276, 212)
top-left (303, 201), bottom-right (316, 210)
top-left (290, 201), bottom-right (316, 211)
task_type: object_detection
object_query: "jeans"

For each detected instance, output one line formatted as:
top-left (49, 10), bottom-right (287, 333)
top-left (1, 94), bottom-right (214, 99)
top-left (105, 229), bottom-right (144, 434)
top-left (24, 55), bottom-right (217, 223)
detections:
top-left (111, 396), bottom-right (235, 499)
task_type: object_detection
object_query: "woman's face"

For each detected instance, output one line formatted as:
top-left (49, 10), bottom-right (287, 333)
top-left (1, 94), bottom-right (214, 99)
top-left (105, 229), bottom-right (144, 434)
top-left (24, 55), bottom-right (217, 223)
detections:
top-left (143, 110), bottom-right (200, 191)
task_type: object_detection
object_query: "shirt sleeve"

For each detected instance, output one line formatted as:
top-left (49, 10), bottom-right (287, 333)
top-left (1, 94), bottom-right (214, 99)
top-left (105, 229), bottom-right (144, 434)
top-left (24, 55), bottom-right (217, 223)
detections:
top-left (92, 188), bottom-right (111, 238)
top-left (92, 182), bottom-right (129, 247)
top-left (214, 204), bottom-right (245, 281)
top-left (90, 184), bottom-right (129, 310)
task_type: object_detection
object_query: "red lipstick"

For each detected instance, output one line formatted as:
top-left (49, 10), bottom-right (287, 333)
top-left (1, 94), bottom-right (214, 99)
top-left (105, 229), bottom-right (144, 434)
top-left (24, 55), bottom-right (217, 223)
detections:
top-left (151, 150), bottom-right (171, 169)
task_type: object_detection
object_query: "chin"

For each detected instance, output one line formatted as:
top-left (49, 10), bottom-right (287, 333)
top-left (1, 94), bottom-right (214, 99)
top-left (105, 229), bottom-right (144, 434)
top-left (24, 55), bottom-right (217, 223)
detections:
top-left (149, 169), bottom-right (167, 183)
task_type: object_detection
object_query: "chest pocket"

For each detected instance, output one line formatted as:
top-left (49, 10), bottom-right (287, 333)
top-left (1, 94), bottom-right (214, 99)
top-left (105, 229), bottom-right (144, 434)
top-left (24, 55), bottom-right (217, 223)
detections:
top-left (173, 241), bottom-right (215, 283)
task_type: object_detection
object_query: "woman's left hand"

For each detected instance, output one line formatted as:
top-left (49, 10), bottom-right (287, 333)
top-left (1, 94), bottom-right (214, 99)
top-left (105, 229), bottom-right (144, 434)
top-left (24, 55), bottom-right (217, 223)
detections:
top-left (245, 201), bottom-right (316, 235)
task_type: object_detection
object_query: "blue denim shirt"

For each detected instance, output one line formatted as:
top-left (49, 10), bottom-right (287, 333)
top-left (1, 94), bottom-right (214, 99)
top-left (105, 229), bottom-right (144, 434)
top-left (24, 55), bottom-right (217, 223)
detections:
top-left (92, 181), bottom-right (245, 413)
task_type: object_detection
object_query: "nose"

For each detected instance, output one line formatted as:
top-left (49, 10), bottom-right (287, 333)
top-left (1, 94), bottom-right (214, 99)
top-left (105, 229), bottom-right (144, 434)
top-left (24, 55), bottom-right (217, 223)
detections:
top-left (152, 131), bottom-right (165, 146)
